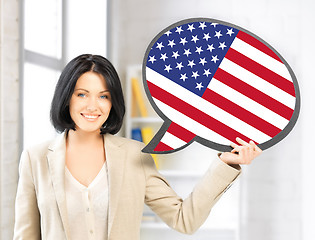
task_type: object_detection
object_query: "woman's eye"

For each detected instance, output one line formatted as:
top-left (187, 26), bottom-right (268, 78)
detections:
top-left (100, 95), bottom-right (108, 99)
top-left (78, 93), bottom-right (86, 97)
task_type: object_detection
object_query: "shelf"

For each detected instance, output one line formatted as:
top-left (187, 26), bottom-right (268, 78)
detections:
top-left (130, 117), bottom-right (163, 124)
top-left (141, 222), bottom-right (236, 231)
top-left (159, 170), bottom-right (202, 178)
top-left (141, 222), bottom-right (237, 240)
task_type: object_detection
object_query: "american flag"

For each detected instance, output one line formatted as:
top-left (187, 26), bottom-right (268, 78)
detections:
top-left (143, 20), bottom-right (298, 153)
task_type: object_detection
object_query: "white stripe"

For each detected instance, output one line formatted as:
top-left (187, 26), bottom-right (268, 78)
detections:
top-left (152, 97), bottom-right (231, 145)
top-left (209, 79), bottom-right (289, 130)
top-left (160, 132), bottom-right (187, 149)
top-left (219, 58), bottom-right (296, 109)
top-left (147, 67), bottom-right (272, 143)
top-left (231, 37), bottom-right (292, 81)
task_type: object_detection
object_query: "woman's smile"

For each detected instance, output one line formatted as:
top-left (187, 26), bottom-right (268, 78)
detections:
top-left (80, 113), bottom-right (101, 122)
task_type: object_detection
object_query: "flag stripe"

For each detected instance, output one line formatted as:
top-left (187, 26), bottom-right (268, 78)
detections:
top-left (202, 88), bottom-right (282, 137)
top-left (225, 48), bottom-right (295, 97)
top-left (152, 97), bottom-right (231, 146)
top-left (159, 131), bottom-right (187, 149)
top-left (231, 37), bottom-right (292, 81)
top-left (154, 141), bottom-right (173, 152)
top-left (147, 67), bottom-right (272, 142)
top-left (208, 79), bottom-right (289, 130)
top-left (167, 122), bottom-right (196, 143)
top-left (214, 68), bottom-right (294, 120)
top-left (236, 31), bottom-right (282, 62)
top-left (219, 58), bottom-right (296, 109)
top-left (147, 80), bottom-right (254, 144)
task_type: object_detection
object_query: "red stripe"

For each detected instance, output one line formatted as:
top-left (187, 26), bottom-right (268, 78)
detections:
top-left (202, 88), bottom-right (281, 138)
top-left (147, 80), bottom-right (254, 145)
top-left (167, 122), bottom-right (196, 143)
top-left (154, 142), bottom-right (174, 152)
top-left (225, 48), bottom-right (295, 97)
top-left (214, 68), bottom-right (294, 120)
top-left (236, 31), bottom-right (282, 62)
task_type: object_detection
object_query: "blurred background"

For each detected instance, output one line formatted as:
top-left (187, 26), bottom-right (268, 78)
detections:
top-left (0, 0), bottom-right (314, 239)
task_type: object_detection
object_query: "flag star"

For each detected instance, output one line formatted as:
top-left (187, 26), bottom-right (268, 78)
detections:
top-left (187, 60), bottom-right (196, 68)
top-left (203, 69), bottom-right (211, 77)
top-left (211, 22), bottom-right (218, 27)
top-left (203, 33), bottom-right (211, 41)
top-left (183, 49), bottom-right (192, 57)
top-left (160, 53), bottom-right (168, 61)
top-left (211, 55), bottom-right (219, 63)
top-left (214, 30), bottom-right (223, 39)
top-left (218, 42), bottom-right (227, 50)
top-left (199, 58), bottom-right (207, 66)
top-left (187, 24), bottom-right (195, 32)
top-left (196, 82), bottom-right (204, 90)
top-left (191, 35), bottom-right (199, 43)
top-left (180, 37), bottom-right (188, 45)
top-left (156, 42), bottom-right (164, 50)
top-left (207, 44), bottom-right (215, 52)
top-left (192, 71), bottom-right (200, 79)
top-left (148, 55), bottom-right (156, 64)
top-left (226, 28), bottom-right (235, 36)
top-left (172, 51), bottom-right (180, 59)
top-left (199, 22), bottom-right (207, 30)
top-left (195, 46), bottom-right (203, 54)
top-left (164, 30), bottom-right (172, 36)
top-left (176, 62), bottom-right (184, 70)
top-left (175, 26), bottom-right (183, 34)
top-left (168, 40), bottom-right (176, 48)
top-left (164, 64), bottom-right (172, 73)
top-left (180, 73), bottom-right (188, 81)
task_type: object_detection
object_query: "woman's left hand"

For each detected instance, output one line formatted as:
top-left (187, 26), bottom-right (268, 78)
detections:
top-left (219, 137), bottom-right (262, 166)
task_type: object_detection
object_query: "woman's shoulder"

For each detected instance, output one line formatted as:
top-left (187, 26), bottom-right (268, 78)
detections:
top-left (105, 134), bottom-right (145, 148)
top-left (22, 134), bottom-right (64, 159)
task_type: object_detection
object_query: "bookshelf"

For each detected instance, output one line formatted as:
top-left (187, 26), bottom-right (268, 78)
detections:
top-left (125, 65), bottom-right (163, 140)
top-left (124, 65), bottom-right (240, 240)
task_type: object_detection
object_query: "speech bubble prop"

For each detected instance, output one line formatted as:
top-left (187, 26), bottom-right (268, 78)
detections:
top-left (142, 18), bottom-right (300, 154)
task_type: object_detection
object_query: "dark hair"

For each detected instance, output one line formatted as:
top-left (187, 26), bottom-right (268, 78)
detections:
top-left (50, 54), bottom-right (125, 135)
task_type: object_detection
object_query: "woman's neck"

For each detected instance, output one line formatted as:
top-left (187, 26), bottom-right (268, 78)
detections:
top-left (66, 129), bottom-right (104, 147)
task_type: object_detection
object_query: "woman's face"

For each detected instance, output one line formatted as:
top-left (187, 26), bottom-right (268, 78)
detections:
top-left (69, 71), bottom-right (112, 134)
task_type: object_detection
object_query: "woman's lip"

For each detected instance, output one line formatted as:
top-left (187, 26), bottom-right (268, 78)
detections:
top-left (81, 113), bottom-right (100, 121)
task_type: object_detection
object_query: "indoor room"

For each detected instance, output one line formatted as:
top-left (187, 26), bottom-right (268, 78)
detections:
top-left (0, 0), bottom-right (314, 239)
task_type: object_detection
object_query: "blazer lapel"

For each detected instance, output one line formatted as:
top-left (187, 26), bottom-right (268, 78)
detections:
top-left (104, 134), bottom-right (126, 237)
top-left (47, 133), bottom-right (71, 240)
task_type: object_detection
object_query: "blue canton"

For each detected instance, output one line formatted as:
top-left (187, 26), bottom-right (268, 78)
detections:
top-left (146, 22), bottom-right (239, 97)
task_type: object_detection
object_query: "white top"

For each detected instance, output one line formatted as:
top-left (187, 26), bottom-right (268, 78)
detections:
top-left (65, 163), bottom-right (109, 240)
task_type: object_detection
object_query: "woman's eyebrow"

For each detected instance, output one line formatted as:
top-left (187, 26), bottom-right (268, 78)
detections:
top-left (74, 88), bottom-right (89, 92)
top-left (74, 88), bottom-right (110, 93)
top-left (100, 90), bottom-right (110, 93)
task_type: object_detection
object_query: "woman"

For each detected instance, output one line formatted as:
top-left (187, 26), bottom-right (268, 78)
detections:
top-left (14, 54), bottom-right (261, 240)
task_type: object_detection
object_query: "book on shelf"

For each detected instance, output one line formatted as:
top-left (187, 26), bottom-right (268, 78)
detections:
top-left (131, 128), bottom-right (143, 142)
top-left (131, 77), bottom-right (148, 118)
top-left (131, 126), bottom-right (159, 169)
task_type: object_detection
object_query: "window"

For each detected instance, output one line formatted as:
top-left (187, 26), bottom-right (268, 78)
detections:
top-left (22, 0), bottom-right (107, 148)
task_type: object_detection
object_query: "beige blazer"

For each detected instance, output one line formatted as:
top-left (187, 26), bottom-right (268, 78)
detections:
top-left (14, 133), bottom-right (241, 240)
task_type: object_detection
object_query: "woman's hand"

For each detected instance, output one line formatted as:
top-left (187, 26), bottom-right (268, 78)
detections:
top-left (219, 137), bottom-right (262, 166)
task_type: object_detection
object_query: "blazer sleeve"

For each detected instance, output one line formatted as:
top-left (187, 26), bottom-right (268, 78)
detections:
top-left (141, 151), bottom-right (241, 235)
top-left (14, 150), bottom-right (41, 240)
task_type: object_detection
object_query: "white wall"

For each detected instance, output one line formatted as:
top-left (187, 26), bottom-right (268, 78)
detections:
top-left (0, 0), bottom-right (20, 239)
top-left (108, 0), bottom-right (315, 239)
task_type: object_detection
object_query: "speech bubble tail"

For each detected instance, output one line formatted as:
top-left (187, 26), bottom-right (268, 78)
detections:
top-left (142, 121), bottom-right (196, 154)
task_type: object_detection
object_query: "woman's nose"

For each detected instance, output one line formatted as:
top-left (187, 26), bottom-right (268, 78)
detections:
top-left (86, 97), bottom-right (98, 112)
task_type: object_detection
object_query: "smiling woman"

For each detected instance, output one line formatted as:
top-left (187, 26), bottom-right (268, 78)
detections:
top-left (69, 71), bottom-right (112, 134)
top-left (14, 53), bottom-right (261, 240)
top-left (50, 54), bottom-right (125, 135)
